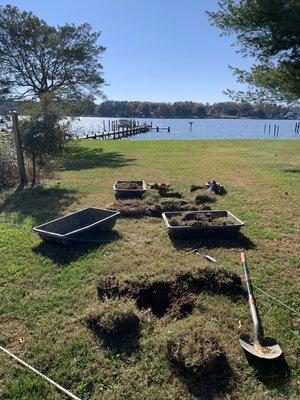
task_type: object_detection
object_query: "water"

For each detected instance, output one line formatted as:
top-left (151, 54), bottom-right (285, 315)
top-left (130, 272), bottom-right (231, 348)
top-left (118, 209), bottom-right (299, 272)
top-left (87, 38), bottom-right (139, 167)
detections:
top-left (70, 117), bottom-right (300, 140)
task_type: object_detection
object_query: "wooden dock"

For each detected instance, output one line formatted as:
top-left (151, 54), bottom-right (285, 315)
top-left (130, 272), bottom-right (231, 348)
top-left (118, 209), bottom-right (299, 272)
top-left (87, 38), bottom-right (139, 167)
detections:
top-left (75, 121), bottom-right (171, 140)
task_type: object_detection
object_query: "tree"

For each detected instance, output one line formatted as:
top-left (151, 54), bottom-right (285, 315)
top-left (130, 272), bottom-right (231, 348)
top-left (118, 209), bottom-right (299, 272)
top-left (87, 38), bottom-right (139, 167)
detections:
top-left (0, 5), bottom-right (105, 101)
top-left (208, 0), bottom-right (300, 103)
top-left (22, 95), bottom-right (69, 186)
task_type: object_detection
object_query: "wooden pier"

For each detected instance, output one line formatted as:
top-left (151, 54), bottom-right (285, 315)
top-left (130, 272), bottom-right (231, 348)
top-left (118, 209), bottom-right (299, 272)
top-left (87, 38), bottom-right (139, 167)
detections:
top-left (75, 120), bottom-right (171, 140)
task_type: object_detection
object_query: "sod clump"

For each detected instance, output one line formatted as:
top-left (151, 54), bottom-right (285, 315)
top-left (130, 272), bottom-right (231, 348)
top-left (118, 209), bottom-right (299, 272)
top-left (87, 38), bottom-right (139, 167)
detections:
top-left (190, 184), bottom-right (205, 192)
top-left (194, 190), bottom-right (216, 204)
top-left (150, 182), bottom-right (183, 198)
top-left (96, 275), bottom-right (120, 301)
top-left (166, 321), bottom-right (225, 378)
top-left (86, 298), bottom-right (140, 339)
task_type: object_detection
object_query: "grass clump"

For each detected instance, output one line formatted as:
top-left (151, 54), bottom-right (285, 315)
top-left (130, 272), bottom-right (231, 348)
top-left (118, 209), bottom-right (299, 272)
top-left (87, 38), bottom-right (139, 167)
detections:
top-left (166, 319), bottom-right (226, 377)
top-left (86, 298), bottom-right (140, 337)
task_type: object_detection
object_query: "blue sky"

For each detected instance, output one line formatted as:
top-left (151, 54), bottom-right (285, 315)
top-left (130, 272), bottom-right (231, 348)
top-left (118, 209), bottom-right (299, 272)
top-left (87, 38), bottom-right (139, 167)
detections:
top-left (1, 0), bottom-right (254, 103)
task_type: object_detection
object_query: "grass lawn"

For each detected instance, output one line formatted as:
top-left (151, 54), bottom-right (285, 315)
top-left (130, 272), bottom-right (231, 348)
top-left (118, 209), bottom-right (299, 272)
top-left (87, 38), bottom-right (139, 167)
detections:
top-left (0, 139), bottom-right (299, 400)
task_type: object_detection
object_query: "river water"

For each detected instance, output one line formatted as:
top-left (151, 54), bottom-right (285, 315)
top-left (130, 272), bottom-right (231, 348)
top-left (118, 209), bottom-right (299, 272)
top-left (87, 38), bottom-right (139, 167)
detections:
top-left (70, 117), bottom-right (300, 140)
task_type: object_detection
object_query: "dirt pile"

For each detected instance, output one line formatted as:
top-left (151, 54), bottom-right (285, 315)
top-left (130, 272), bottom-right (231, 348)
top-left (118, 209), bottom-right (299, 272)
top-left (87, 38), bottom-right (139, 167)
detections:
top-left (149, 182), bottom-right (170, 190)
top-left (107, 199), bottom-right (151, 217)
top-left (190, 184), bottom-right (205, 192)
top-left (194, 190), bottom-right (215, 204)
top-left (158, 186), bottom-right (183, 198)
top-left (169, 212), bottom-right (229, 227)
top-left (107, 198), bottom-right (210, 218)
top-left (149, 182), bottom-right (183, 198)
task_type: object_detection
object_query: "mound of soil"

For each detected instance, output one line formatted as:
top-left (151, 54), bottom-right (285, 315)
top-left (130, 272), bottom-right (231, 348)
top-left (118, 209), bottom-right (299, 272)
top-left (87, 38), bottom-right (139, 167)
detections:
top-left (115, 181), bottom-right (142, 190)
top-left (194, 190), bottom-right (215, 204)
top-left (158, 186), bottom-right (183, 198)
top-left (107, 199), bottom-right (150, 217)
top-left (190, 184), bottom-right (205, 192)
top-left (149, 182), bottom-right (170, 190)
top-left (107, 198), bottom-right (211, 218)
top-left (169, 212), bottom-right (229, 227)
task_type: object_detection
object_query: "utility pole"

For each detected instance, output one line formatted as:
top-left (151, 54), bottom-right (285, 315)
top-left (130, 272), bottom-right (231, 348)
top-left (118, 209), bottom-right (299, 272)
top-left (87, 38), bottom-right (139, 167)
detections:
top-left (12, 111), bottom-right (27, 188)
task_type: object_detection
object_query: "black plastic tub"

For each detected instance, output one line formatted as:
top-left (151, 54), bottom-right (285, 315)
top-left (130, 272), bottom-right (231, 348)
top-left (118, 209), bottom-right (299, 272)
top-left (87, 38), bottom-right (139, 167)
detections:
top-left (33, 207), bottom-right (120, 245)
top-left (113, 180), bottom-right (146, 198)
top-left (162, 210), bottom-right (244, 239)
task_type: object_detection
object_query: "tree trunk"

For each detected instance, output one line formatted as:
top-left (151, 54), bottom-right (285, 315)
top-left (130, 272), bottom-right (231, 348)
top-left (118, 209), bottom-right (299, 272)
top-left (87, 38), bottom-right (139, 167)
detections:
top-left (31, 155), bottom-right (37, 187)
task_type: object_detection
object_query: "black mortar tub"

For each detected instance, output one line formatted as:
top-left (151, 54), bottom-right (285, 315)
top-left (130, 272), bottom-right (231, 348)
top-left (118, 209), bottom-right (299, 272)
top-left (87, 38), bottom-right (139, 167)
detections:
top-left (162, 210), bottom-right (244, 239)
top-left (33, 207), bottom-right (120, 245)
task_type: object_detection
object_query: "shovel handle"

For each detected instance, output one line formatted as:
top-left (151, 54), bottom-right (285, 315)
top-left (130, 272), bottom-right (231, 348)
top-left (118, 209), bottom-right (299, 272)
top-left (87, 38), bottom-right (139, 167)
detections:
top-left (240, 252), bottom-right (264, 346)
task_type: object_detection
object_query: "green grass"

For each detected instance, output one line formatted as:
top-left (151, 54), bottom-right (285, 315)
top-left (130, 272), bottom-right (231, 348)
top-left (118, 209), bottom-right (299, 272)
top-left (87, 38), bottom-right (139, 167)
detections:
top-left (0, 139), bottom-right (299, 400)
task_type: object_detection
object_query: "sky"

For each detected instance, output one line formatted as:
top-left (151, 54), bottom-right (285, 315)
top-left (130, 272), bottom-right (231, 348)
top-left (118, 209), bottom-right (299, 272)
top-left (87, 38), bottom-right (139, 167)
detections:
top-left (0, 0), bottom-right (254, 104)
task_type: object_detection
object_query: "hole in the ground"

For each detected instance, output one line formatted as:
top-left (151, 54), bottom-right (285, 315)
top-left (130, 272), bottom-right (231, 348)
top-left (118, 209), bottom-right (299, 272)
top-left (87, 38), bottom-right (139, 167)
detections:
top-left (135, 282), bottom-right (171, 317)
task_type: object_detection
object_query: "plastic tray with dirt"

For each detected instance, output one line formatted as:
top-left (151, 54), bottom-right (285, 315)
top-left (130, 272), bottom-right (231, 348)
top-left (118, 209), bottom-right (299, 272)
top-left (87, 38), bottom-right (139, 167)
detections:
top-left (113, 180), bottom-right (147, 198)
top-left (162, 210), bottom-right (244, 238)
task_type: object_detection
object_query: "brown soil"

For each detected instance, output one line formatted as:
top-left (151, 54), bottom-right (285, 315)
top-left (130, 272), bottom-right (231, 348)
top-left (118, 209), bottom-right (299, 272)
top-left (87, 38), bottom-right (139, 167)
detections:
top-left (194, 190), bottom-right (215, 204)
top-left (149, 182), bottom-right (170, 190)
top-left (169, 212), bottom-right (229, 227)
top-left (115, 181), bottom-right (142, 190)
top-left (158, 186), bottom-right (183, 198)
top-left (166, 293), bottom-right (196, 321)
top-left (97, 276), bottom-right (119, 300)
top-left (97, 268), bottom-right (244, 318)
top-left (190, 184), bottom-right (205, 192)
top-left (149, 200), bottom-right (211, 217)
top-left (107, 199), bottom-right (150, 217)
top-left (107, 199), bottom-right (211, 218)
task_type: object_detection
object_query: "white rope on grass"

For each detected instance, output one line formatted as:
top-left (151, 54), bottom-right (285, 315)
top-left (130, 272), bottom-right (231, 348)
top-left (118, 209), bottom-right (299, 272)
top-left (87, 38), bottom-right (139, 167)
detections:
top-left (0, 346), bottom-right (82, 400)
top-left (252, 284), bottom-right (300, 317)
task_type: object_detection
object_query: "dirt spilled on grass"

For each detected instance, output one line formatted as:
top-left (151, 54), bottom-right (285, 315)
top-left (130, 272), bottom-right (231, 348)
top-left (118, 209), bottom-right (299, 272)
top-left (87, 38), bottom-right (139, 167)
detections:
top-left (96, 268), bottom-right (244, 319)
top-left (107, 199), bottom-right (211, 218)
top-left (107, 199), bottom-right (151, 217)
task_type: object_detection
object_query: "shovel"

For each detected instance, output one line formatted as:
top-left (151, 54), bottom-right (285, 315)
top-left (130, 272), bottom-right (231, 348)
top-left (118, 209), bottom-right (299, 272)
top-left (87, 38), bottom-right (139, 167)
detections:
top-left (239, 252), bottom-right (282, 359)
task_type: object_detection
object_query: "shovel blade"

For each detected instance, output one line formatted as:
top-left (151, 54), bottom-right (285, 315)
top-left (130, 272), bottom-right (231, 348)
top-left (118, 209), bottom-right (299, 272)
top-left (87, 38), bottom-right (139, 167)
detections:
top-left (240, 335), bottom-right (282, 360)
